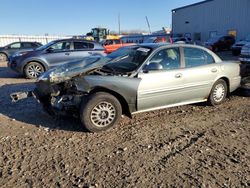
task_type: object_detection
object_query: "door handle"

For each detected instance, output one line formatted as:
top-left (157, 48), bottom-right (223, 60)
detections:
top-left (211, 68), bottom-right (218, 73)
top-left (175, 73), bottom-right (182, 78)
top-left (88, 52), bottom-right (93, 54)
top-left (65, 52), bottom-right (70, 56)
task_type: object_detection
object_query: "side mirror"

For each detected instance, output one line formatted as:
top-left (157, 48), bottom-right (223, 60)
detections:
top-left (46, 47), bottom-right (54, 53)
top-left (143, 62), bottom-right (163, 72)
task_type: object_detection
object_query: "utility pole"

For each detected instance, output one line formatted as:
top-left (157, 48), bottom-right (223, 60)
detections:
top-left (118, 13), bottom-right (121, 35)
top-left (145, 16), bottom-right (151, 34)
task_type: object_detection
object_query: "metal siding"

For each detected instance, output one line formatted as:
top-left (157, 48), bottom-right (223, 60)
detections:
top-left (172, 0), bottom-right (250, 42)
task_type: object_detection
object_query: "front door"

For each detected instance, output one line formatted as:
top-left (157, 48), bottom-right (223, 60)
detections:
top-left (42, 41), bottom-right (72, 68)
top-left (137, 47), bottom-right (185, 111)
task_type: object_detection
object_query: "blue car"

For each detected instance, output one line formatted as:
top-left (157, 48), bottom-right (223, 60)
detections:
top-left (8, 39), bottom-right (105, 79)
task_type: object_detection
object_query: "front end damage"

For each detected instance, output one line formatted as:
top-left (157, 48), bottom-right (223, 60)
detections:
top-left (10, 56), bottom-right (141, 118)
top-left (10, 78), bottom-right (89, 117)
top-left (11, 57), bottom-right (109, 117)
top-left (36, 79), bottom-right (89, 116)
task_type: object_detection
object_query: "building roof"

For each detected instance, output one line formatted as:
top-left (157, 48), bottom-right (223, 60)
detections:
top-left (172, 0), bottom-right (214, 12)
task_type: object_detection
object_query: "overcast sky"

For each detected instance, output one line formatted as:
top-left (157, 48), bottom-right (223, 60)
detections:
top-left (0, 0), bottom-right (200, 35)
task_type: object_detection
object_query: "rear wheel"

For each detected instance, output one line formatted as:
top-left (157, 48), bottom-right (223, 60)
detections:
top-left (80, 92), bottom-right (122, 132)
top-left (0, 53), bottom-right (7, 62)
top-left (208, 79), bottom-right (228, 106)
top-left (24, 62), bottom-right (44, 79)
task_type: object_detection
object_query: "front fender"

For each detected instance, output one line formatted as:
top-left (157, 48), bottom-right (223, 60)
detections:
top-left (73, 75), bottom-right (141, 113)
top-left (22, 58), bottom-right (49, 71)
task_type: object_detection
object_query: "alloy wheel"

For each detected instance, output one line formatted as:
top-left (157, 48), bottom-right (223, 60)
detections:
top-left (90, 101), bottom-right (116, 127)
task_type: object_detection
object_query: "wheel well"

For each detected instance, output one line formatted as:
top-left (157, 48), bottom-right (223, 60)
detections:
top-left (219, 77), bottom-right (230, 96)
top-left (23, 61), bottom-right (46, 74)
top-left (90, 87), bottom-right (132, 118)
top-left (0, 52), bottom-right (8, 58)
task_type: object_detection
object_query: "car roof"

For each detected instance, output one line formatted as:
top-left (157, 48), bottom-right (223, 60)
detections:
top-left (139, 43), bottom-right (201, 49)
top-left (52, 38), bottom-right (99, 44)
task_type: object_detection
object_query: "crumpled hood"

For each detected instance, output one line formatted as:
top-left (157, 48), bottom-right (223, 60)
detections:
top-left (38, 56), bottom-right (111, 83)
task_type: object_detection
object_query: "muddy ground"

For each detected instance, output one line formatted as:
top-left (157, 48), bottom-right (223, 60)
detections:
top-left (0, 52), bottom-right (250, 187)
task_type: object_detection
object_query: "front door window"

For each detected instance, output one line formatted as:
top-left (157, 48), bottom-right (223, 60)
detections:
top-left (149, 48), bottom-right (180, 70)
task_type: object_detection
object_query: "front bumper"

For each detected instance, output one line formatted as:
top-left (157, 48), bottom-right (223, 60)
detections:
top-left (34, 81), bottom-right (85, 116)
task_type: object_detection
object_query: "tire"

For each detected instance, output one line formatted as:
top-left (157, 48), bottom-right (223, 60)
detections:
top-left (24, 62), bottom-right (44, 79)
top-left (80, 92), bottom-right (122, 132)
top-left (0, 53), bottom-right (8, 62)
top-left (208, 79), bottom-right (228, 106)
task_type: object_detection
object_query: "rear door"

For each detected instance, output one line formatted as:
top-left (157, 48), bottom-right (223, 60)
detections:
top-left (179, 47), bottom-right (219, 101)
top-left (70, 41), bottom-right (96, 58)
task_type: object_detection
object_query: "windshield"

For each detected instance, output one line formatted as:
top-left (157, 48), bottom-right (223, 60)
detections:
top-left (103, 46), bottom-right (152, 73)
top-left (107, 46), bottom-right (135, 59)
top-left (36, 41), bottom-right (56, 51)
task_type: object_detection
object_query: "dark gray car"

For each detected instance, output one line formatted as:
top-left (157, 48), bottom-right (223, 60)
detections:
top-left (8, 39), bottom-right (105, 79)
top-left (0, 42), bottom-right (42, 62)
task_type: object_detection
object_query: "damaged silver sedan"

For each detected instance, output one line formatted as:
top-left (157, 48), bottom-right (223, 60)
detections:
top-left (11, 44), bottom-right (242, 132)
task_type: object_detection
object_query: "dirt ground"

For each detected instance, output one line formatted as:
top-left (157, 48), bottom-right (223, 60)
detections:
top-left (0, 53), bottom-right (250, 188)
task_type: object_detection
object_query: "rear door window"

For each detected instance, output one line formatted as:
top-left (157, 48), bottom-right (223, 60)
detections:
top-left (184, 47), bottom-right (215, 68)
top-left (22, 43), bottom-right (33, 48)
top-left (73, 42), bottom-right (94, 50)
top-left (32, 43), bottom-right (41, 48)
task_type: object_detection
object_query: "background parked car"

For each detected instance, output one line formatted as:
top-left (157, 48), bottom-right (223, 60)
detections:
top-left (102, 39), bottom-right (134, 54)
top-left (239, 43), bottom-right (250, 78)
top-left (0, 42), bottom-right (42, 62)
top-left (8, 39), bottom-right (105, 79)
top-left (205, 35), bottom-right (235, 52)
top-left (143, 36), bottom-right (172, 44)
top-left (232, 35), bottom-right (250, 56)
top-left (172, 37), bottom-right (192, 44)
top-left (239, 43), bottom-right (250, 63)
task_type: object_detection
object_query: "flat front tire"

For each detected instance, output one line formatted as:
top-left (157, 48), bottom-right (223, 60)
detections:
top-left (208, 79), bottom-right (228, 106)
top-left (80, 92), bottom-right (122, 132)
top-left (24, 62), bottom-right (44, 79)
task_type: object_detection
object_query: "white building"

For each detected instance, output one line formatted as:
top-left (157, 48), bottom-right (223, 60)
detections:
top-left (172, 0), bottom-right (250, 42)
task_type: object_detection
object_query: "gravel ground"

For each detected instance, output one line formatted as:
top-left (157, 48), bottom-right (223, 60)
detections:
top-left (0, 53), bottom-right (250, 187)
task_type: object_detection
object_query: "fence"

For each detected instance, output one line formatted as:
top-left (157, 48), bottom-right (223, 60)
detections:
top-left (0, 35), bottom-right (71, 47)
